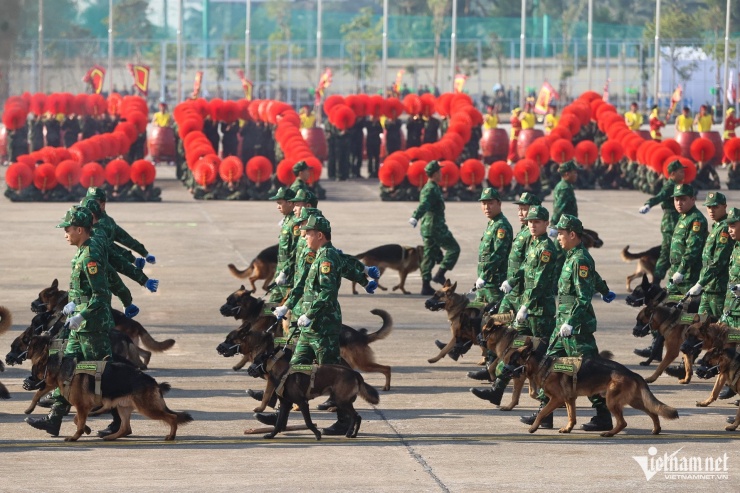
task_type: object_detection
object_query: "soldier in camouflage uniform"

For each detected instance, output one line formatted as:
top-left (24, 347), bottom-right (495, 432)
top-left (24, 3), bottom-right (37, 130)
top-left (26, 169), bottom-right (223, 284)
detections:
top-left (718, 208), bottom-right (740, 404)
top-left (638, 161), bottom-right (686, 283)
top-left (473, 187), bottom-right (513, 305)
top-left (549, 161), bottom-right (579, 291)
top-left (409, 161), bottom-right (460, 295)
top-left (290, 161), bottom-right (311, 193)
top-left (686, 192), bottom-right (734, 317)
top-left (268, 187), bottom-right (298, 304)
top-left (26, 207), bottom-right (114, 436)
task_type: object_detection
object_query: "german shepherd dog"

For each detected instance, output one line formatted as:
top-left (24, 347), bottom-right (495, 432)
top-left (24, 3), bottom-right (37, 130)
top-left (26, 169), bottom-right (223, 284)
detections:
top-left (218, 308), bottom-right (393, 406)
top-left (227, 244), bottom-right (278, 292)
top-left (424, 280), bottom-right (491, 364)
top-left (245, 331), bottom-right (380, 440)
top-left (683, 319), bottom-right (738, 403)
top-left (621, 245), bottom-right (661, 292)
top-left (502, 337), bottom-right (679, 436)
top-left (350, 244), bottom-right (423, 295)
top-left (219, 285), bottom-right (283, 334)
top-left (695, 346), bottom-right (740, 430)
top-left (26, 334), bottom-right (193, 441)
top-left (0, 306), bottom-right (12, 399)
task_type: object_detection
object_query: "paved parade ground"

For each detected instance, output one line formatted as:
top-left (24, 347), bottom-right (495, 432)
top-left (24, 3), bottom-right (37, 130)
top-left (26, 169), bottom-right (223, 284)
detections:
top-left (1, 167), bottom-right (739, 492)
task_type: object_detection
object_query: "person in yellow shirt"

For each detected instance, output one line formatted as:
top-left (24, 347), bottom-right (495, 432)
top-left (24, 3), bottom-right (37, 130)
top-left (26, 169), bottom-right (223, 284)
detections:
top-left (676, 107), bottom-right (694, 132)
top-left (152, 102), bottom-right (171, 127)
top-left (519, 102), bottom-right (536, 130)
top-left (544, 104), bottom-right (559, 135)
top-left (483, 105), bottom-right (498, 130)
top-left (694, 104), bottom-right (713, 132)
top-left (299, 106), bottom-right (316, 129)
top-left (624, 102), bottom-right (643, 130)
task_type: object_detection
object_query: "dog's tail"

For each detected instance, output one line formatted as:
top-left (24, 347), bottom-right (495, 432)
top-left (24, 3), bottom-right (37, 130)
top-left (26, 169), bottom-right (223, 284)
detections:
top-left (0, 306), bottom-right (12, 336)
top-left (174, 411), bottom-right (194, 424)
top-left (138, 323), bottom-right (176, 352)
top-left (641, 381), bottom-right (679, 420)
top-left (621, 245), bottom-right (652, 262)
top-left (0, 382), bottom-right (9, 400)
top-left (359, 379), bottom-right (380, 405)
top-left (366, 309), bottom-right (393, 343)
top-left (227, 262), bottom-right (255, 279)
top-left (599, 350), bottom-right (614, 360)
top-left (159, 382), bottom-right (172, 395)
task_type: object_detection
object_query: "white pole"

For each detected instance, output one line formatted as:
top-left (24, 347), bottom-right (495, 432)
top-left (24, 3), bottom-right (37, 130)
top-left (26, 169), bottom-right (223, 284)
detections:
top-left (108, 0), bottom-right (114, 95)
top-left (653, 0), bottom-right (661, 106)
top-left (520, 0), bottom-right (526, 106)
top-left (587, 0), bottom-right (593, 90)
top-left (316, 0), bottom-right (322, 83)
top-left (177, 0), bottom-right (183, 101)
top-left (723, 0), bottom-right (731, 129)
top-left (38, 0), bottom-right (43, 92)
top-left (450, 0), bottom-right (457, 92)
top-left (382, 0), bottom-right (388, 95)
top-left (245, 0), bottom-right (251, 78)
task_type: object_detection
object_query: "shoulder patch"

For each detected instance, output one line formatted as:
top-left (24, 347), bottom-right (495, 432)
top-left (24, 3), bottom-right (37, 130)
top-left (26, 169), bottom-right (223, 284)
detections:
top-left (86, 261), bottom-right (98, 275)
top-left (692, 221), bottom-right (701, 232)
top-left (540, 250), bottom-right (551, 263)
top-left (292, 224), bottom-right (301, 236)
top-left (496, 228), bottom-right (506, 239)
top-left (306, 251), bottom-right (316, 264)
top-left (320, 261), bottom-right (332, 274)
top-left (578, 265), bottom-right (589, 278)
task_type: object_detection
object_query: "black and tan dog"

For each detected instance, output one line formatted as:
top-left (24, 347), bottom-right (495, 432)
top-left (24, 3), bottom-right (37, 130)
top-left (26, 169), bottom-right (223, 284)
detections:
top-left (350, 244), bottom-right (423, 295)
top-left (621, 245), bottom-right (660, 292)
top-left (502, 338), bottom-right (679, 436)
top-left (424, 280), bottom-right (491, 364)
top-left (26, 334), bottom-right (193, 441)
top-left (695, 346), bottom-right (740, 430)
top-left (683, 319), bottom-right (739, 402)
top-left (245, 331), bottom-right (380, 440)
top-left (218, 307), bottom-right (393, 400)
top-left (227, 244), bottom-right (278, 293)
top-left (0, 306), bottom-right (12, 399)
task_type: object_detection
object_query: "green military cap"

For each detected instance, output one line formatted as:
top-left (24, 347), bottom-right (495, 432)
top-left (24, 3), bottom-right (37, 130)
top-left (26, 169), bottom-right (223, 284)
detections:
top-left (726, 207), bottom-right (740, 224)
top-left (269, 186), bottom-right (296, 201)
top-left (702, 191), bottom-right (727, 206)
top-left (525, 205), bottom-right (549, 221)
top-left (307, 193), bottom-right (319, 208)
top-left (80, 197), bottom-right (102, 215)
top-left (558, 160), bottom-right (578, 173)
top-left (513, 192), bottom-right (542, 206)
top-left (57, 207), bottom-right (93, 229)
top-left (672, 183), bottom-right (696, 198)
top-left (292, 160), bottom-right (309, 175)
top-left (667, 160), bottom-right (685, 174)
top-left (478, 187), bottom-right (501, 201)
top-left (555, 214), bottom-right (584, 235)
top-left (85, 186), bottom-right (107, 202)
top-left (298, 207), bottom-right (322, 222)
top-left (300, 215), bottom-right (331, 234)
top-left (425, 160), bottom-right (442, 176)
top-left (289, 188), bottom-right (315, 204)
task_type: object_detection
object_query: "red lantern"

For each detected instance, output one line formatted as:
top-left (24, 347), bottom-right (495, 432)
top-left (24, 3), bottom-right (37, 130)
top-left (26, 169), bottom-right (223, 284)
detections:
top-left (80, 162), bottom-right (105, 187)
top-left (439, 160), bottom-right (460, 187)
top-left (33, 163), bottom-right (58, 192)
top-left (131, 159), bottom-right (156, 186)
top-left (246, 156), bottom-right (273, 183)
top-left (549, 139), bottom-right (575, 164)
top-left (513, 158), bottom-right (540, 185)
top-left (407, 160), bottom-right (429, 187)
top-left (600, 140), bottom-right (625, 165)
top-left (689, 137), bottom-right (716, 164)
top-left (724, 138), bottom-right (740, 163)
top-left (219, 156), bottom-right (244, 183)
top-left (378, 160), bottom-right (405, 188)
top-left (460, 159), bottom-right (485, 186)
top-left (276, 160), bottom-right (296, 185)
top-left (5, 162), bottom-right (33, 190)
top-left (194, 160), bottom-right (217, 186)
top-left (487, 160), bottom-right (513, 188)
top-left (575, 141), bottom-right (599, 167)
top-left (55, 160), bottom-right (82, 190)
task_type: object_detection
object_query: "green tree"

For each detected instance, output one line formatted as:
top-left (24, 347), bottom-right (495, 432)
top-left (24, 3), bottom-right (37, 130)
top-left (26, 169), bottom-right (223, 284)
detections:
top-left (340, 7), bottom-right (382, 92)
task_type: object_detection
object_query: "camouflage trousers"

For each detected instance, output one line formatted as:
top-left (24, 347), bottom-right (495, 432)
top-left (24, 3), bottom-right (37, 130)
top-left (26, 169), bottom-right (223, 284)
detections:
top-left (289, 326), bottom-right (341, 365)
top-left (698, 292), bottom-right (725, 318)
top-left (420, 231), bottom-right (460, 281)
top-left (475, 286), bottom-right (503, 306)
top-left (654, 211), bottom-right (679, 281)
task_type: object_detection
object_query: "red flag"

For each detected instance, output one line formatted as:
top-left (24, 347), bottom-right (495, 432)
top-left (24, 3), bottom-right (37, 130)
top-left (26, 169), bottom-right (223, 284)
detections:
top-left (191, 71), bottom-right (204, 99)
top-left (236, 69), bottom-right (253, 101)
top-left (127, 63), bottom-right (150, 96)
top-left (393, 69), bottom-right (405, 96)
top-left (534, 81), bottom-right (559, 115)
top-left (83, 65), bottom-right (106, 94)
top-left (453, 74), bottom-right (468, 94)
top-left (314, 68), bottom-right (333, 106)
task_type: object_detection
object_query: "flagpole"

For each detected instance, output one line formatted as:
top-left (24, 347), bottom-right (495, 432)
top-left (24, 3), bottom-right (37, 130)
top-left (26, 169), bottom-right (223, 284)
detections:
top-left (108, 0), bottom-right (114, 95)
top-left (315, 0), bottom-right (322, 122)
top-left (381, 0), bottom-right (388, 95)
top-left (38, 0), bottom-right (43, 92)
top-left (587, 0), bottom-right (593, 90)
top-left (520, 0), bottom-right (526, 107)
top-left (449, 0), bottom-right (457, 92)
top-left (177, 0), bottom-right (183, 102)
top-left (653, 0), bottom-right (661, 108)
top-left (723, 0), bottom-right (731, 129)
top-left (245, 0), bottom-right (251, 79)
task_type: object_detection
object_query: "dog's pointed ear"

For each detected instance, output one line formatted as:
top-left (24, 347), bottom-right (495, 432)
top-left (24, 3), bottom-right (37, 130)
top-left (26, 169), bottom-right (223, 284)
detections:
top-left (443, 279), bottom-right (451, 288)
top-left (239, 284), bottom-right (246, 291)
top-left (51, 279), bottom-right (58, 289)
top-left (524, 336), bottom-right (533, 348)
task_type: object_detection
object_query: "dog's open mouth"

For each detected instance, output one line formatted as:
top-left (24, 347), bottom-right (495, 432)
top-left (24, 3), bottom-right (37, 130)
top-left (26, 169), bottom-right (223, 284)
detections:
top-left (216, 342), bottom-right (239, 357)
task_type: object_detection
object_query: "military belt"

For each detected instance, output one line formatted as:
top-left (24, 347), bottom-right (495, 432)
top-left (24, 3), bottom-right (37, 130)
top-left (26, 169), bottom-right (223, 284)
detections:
top-left (559, 295), bottom-right (576, 305)
top-left (72, 296), bottom-right (90, 305)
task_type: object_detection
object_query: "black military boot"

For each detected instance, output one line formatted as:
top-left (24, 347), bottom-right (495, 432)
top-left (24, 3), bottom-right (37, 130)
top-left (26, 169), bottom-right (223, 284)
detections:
top-left (520, 402), bottom-right (553, 428)
top-left (254, 412), bottom-right (278, 426)
top-left (246, 389), bottom-right (264, 401)
top-left (581, 406), bottom-right (613, 432)
top-left (470, 385), bottom-right (505, 405)
top-left (432, 269), bottom-right (448, 285)
top-left (37, 392), bottom-right (55, 408)
top-left (467, 369), bottom-right (492, 381)
top-left (317, 398), bottom-right (336, 411)
top-left (98, 409), bottom-right (123, 438)
top-left (421, 280), bottom-right (435, 296)
top-left (633, 346), bottom-right (653, 358)
top-left (25, 407), bottom-right (64, 436)
top-left (727, 415), bottom-right (737, 424)
top-left (719, 386), bottom-right (737, 400)
top-left (323, 410), bottom-right (351, 436)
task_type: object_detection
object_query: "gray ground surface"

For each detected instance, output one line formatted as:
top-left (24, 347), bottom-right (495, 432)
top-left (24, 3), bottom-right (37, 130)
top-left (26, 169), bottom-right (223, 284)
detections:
top-left (0, 165), bottom-right (738, 492)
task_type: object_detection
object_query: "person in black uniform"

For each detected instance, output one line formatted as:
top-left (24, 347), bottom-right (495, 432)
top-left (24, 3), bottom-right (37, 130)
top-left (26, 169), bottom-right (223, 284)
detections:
top-left (29, 114), bottom-right (45, 152)
top-left (325, 120), bottom-right (339, 180)
top-left (423, 114), bottom-right (440, 144)
top-left (385, 116), bottom-right (402, 155)
top-left (406, 115), bottom-right (423, 148)
top-left (203, 116), bottom-right (220, 154)
top-left (240, 119), bottom-right (261, 164)
top-left (220, 121), bottom-right (239, 158)
top-left (44, 113), bottom-right (61, 148)
top-left (366, 116), bottom-right (383, 178)
top-left (349, 116), bottom-right (365, 178)
top-left (61, 115), bottom-right (80, 148)
top-left (81, 115), bottom-right (99, 140)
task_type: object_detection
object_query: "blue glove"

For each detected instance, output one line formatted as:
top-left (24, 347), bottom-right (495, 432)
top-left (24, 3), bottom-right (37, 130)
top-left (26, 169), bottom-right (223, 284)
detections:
top-left (134, 257), bottom-right (146, 269)
top-left (124, 304), bottom-right (140, 318)
top-left (365, 266), bottom-right (380, 280)
top-left (146, 254), bottom-right (156, 264)
top-left (365, 280), bottom-right (378, 294)
top-left (602, 291), bottom-right (616, 303)
top-left (145, 279), bottom-right (159, 292)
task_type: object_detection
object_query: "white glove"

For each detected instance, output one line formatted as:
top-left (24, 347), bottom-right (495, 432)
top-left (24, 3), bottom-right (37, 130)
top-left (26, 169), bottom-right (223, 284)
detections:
top-left (297, 315), bottom-right (312, 327)
top-left (639, 205), bottom-right (651, 214)
top-left (475, 278), bottom-right (486, 290)
top-left (62, 301), bottom-right (76, 316)
top-left (671, 272), bottom-right (684, 284)
top-left (66, 314), bottom-right (84, 330)
top-left (273, 305), bottom-right (288, 319)
top-left (275, 271), bottom-right (288, 286)
top-left (500, 280), bottom-right (513, 294)
top-left (733, 284), bottom-right (740, 292)
top-left (687, 283), bottom-right (703, 296)
top-left (548, 227), bottom-right (558, 238)
top-left (516, 305), bottom-right (528, 323)
top-left (559, 323), bottom-right (573, 337)
top-left (408, 218), bottom-right (418, 228)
